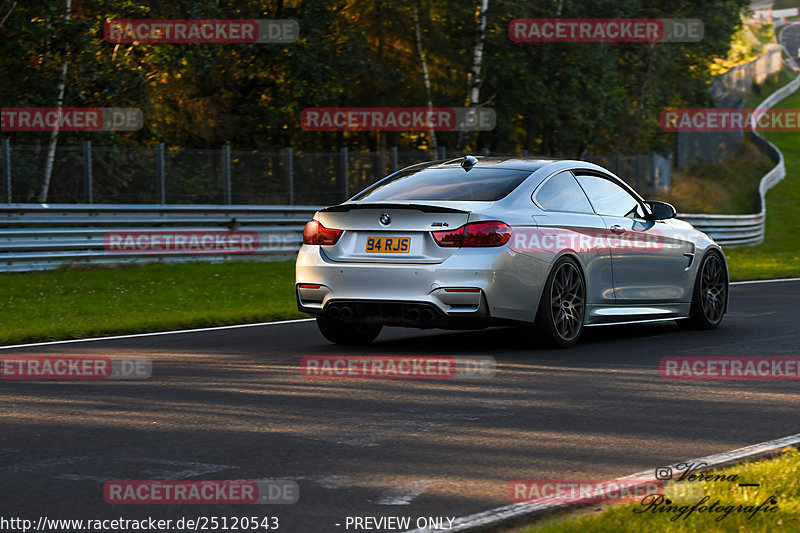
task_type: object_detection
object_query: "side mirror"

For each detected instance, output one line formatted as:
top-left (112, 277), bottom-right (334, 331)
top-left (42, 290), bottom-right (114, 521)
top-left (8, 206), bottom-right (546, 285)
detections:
top-left (646, 201), bottom-right (677, 220)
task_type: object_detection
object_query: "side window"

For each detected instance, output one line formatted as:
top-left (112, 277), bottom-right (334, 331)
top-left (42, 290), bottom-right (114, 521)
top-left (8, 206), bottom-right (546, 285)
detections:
top-left (574, 174), bottom-right (645, 218)
top-left (535, 171), bottom-right (594, 214)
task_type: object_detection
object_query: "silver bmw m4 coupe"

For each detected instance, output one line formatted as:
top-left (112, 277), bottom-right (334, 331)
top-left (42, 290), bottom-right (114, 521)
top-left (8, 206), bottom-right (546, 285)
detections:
top-left (295, 156), bottom-right (728, 348)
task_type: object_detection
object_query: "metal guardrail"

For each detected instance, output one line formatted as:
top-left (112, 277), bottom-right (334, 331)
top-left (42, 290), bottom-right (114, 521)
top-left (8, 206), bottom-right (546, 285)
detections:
top-left (678, 212), bottom-right (765, 246)
top-left (1, 72), bottom-right (798, 271)
top-left (0, 204), bottom-right (319, 272)
top-left (680, 69), bottom-right (800, 246)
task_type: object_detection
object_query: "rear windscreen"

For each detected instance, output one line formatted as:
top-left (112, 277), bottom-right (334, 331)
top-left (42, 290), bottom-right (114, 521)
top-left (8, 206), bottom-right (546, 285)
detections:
top-left (352, 168), bottom-right (533, 202)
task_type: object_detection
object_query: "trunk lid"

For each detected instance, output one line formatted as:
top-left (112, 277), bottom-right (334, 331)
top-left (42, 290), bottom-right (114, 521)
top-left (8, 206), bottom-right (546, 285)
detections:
top-left (316, 202), bottom-right (490, 263)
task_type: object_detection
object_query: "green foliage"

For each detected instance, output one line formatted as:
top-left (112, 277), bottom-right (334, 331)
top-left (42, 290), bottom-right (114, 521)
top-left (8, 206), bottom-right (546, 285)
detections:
top-left (653, 138), bottom-right (774, 214)
top-left (0, 1), bottom-right (751, 156)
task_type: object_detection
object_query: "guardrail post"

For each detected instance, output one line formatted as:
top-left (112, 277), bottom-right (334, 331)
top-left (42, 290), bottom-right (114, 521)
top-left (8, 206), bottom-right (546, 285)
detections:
top-left (156, 143), bottom-right (165, 204)
top-left (2, 139), bottom-right (10, 204)
top-left (340, 147), bottom-right (349, 201)
top-left (635, 153), bottom-right (642, 190)
top-left (222, 144), bottom-right (232, 205)
top-left (651, 154), bottom-right (658, 192)
top-left (665, 153), bottom-right (673, 190)
top-left (390, 146), bottom-right (398, 173)
top-left (284, 147), bottom-right (294, 205)
top-left (83, 140), bottom-right (93, 203)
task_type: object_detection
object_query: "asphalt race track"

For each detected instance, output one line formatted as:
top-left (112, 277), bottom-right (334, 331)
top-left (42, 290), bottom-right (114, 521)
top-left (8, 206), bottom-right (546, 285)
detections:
top-left (781, 20), bottom-right (800, 65)
top-left (1, 280), bottom-right (799, 532)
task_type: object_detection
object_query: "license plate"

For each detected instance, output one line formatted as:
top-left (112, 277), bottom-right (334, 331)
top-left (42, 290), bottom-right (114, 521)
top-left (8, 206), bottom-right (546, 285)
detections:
top-left (365, 236), bottom-right (410, 253)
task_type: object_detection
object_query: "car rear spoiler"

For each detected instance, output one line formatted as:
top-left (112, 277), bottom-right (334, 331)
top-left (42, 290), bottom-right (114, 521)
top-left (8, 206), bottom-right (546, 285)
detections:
top-left (320, 203), bottom-right (468, 214)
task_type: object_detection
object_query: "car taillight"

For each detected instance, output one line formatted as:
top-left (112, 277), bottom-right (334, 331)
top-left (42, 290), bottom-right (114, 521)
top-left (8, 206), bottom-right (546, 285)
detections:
top-left (303, 220), bottom-right (343, 245)
top-left (431, 226), bottom-right (464, 247)
top-left (432, 221), bottom-right (511, 248)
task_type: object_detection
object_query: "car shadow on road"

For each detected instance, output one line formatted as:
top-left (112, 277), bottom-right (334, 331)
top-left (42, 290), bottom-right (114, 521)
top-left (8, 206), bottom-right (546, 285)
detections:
top-left (361, 320), bottom-right (702, 358)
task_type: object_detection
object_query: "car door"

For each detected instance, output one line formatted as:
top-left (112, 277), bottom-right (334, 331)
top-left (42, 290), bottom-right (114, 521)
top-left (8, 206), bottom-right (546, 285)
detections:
top-left (573, 172), bottom-right (692, 304)
top-left (529, 170), bottom-right (615, 307)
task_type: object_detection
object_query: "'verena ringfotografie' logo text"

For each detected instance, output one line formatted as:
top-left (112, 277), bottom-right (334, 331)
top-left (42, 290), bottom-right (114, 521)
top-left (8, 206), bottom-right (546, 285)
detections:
top-left (642, 461), bottom-right (778, 521)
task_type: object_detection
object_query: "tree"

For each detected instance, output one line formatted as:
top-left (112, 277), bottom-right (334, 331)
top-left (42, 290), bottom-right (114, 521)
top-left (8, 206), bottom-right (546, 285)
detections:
top-left (456, 0), bottom-right (489, 151)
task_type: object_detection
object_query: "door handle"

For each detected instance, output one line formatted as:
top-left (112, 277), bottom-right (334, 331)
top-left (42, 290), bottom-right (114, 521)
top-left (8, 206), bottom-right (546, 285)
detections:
top-left (609, 225), bottom-right (625, 234)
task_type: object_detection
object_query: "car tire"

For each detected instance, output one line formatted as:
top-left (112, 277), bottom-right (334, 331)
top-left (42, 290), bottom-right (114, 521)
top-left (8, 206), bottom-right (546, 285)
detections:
top-left (533, 256), bottom-right (586, 349)
top-left (315, 315), bottom-right (383, 345)
top-left (678, 250), bottom-right (728, 330)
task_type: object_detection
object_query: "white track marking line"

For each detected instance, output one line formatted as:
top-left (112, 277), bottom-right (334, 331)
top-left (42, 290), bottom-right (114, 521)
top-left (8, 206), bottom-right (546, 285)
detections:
top-left (403, 432), bottom-right (800, 533)
top-left (731, 277), bottom-right (800, 285)
top-left (55, 458), bottom-right (237, 483)
top-left (0, 456), bottom-right (91, 474)
top-left (0, 318), bottom-right (315, 350)
top-left (308, 475), bottom-right (431, 506)
top-left (375, 480), bottom-right (432, 506)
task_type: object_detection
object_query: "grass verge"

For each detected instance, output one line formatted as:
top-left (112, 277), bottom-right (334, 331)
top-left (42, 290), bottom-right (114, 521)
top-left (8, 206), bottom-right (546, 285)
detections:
top-left (745, 69), bottom-right (799, 108)
top-left (725, 79), bottom-right (800, 281)
top-left (515, 446), bottom-right (800, 533)
top-left (744, 21), bottom-right (774, 47)
top-left (773, 0), bottom-right (800, 10)
top-left (0, 261), bottom-right (302, 345)
top-left (653, 138), bottom-right (773, 214)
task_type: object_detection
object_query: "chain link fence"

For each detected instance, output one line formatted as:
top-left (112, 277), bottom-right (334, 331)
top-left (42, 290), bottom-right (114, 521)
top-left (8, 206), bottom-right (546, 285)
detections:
top-left (580, 152), bottom-right (671, 193)
top-left (0, 141), bottom-right (671, 206)
top-left (674, 128), bottom-right (746, 171)
top-left (709, 44), bottom-right (784, 107)
top-left (673, 44), bottom-right (786, 170)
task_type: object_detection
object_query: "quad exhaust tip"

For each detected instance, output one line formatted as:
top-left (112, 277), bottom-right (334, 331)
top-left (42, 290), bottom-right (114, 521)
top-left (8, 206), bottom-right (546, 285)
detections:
top-left (327, 304), bottom-right (437, 323)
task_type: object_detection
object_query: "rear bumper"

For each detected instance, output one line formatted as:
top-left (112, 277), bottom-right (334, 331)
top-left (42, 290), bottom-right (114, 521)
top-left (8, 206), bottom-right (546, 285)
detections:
top-left (295, 244), bottom-right (548, 324)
